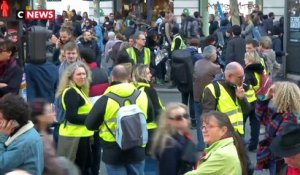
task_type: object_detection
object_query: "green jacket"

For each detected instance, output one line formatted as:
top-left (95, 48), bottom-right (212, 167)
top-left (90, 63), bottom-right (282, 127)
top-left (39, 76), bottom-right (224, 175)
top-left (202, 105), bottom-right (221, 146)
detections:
top-left (185, 138), bottom-right (242, 175)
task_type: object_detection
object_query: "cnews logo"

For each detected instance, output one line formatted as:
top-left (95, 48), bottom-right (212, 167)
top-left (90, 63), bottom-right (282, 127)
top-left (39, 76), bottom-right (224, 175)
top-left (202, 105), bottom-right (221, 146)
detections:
top-left (16, 10), bottom-right (55, 20)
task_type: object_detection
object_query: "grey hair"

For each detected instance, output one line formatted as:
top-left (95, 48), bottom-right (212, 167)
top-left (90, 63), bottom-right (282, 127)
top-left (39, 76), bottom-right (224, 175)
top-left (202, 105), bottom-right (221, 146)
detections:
top-left (260, 36), bottom-right (272, 49)
top-left (202, 45), bottom-right (217, 59)
top-left (108, 31), bottom-right (116, 40)
top-left (134, 31), bottom-right (145, 40)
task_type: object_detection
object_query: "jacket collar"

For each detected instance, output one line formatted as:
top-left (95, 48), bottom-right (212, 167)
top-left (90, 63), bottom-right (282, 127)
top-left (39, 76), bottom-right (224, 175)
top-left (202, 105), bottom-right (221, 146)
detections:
top-left (104, 82), bottom-right (137, 97)
top-left (5, 121), bottom-right (34, 146)
top-left (202, 137), bottom-right (234, 160)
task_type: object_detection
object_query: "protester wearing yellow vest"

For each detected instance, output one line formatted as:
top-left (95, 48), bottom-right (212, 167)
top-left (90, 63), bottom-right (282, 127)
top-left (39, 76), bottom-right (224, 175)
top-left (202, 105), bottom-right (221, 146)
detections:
top-left (202, 62), bottom-right (251, 135)
top-left (244, 51), bottom-right (265, 151)
top-left (56, 62), bottom-right (94, 175)
top-left (126, 32), bottom-right (153, 66)
top-left (132, 64), bottom-right (165, 153)
top-left (171, 27), bottom-right (186, 51)
top-left (85, 65), bottom-right (153, 175)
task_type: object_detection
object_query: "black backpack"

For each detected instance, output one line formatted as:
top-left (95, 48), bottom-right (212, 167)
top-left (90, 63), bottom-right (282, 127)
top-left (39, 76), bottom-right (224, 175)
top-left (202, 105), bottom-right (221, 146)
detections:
top-left (158, 22), bottom-right (166, 36)
top-left (171, 50), bottom-right (193, 92)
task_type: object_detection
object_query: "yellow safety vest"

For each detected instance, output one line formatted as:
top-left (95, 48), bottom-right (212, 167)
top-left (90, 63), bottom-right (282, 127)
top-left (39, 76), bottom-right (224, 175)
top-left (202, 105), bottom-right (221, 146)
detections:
top-left (59, 86), bottom-right (94, 137)
top-left (171, 34), bottom-right (186, 51)
top-left (126, 47), bottom-right (151, 65)
top-left (206, 82), bottom-right (244, 134)
top-left (135, 82), bottom-right (165, 130)
top-left (99, 83), bottom-right (149, 142)
top-left (260, 57), bottom-right (269, 75)
top-left (245, 72), bottom-right (261, 103)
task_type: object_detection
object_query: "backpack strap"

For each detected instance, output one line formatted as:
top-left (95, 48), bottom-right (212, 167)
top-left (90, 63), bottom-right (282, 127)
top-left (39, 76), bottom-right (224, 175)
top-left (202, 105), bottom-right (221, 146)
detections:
top-left (212, 81), bottom-right (220, 109)
top-left (105, 90), bottom-right (141, 107)
top-left (103, 90), bottom-right (141, 138)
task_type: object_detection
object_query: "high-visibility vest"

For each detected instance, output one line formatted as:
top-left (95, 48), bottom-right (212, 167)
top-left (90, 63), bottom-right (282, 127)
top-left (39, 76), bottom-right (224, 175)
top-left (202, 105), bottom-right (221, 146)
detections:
top-left (126, 47), bottom-right (151, 65)
top-left (99, 83), bottom-right (149, 142)
top-left (135, 82), bottom-right (165, 130)
top-left (59, 86), bottom-right (94, 137)
top-left (206, 82), bottom-right (244, 134)
top-left (171, 34), bottom-right (186, 51)
top-left (260, 57), bottom-right (269, 75)
top-left (245, 72), bottom-right (261, 103)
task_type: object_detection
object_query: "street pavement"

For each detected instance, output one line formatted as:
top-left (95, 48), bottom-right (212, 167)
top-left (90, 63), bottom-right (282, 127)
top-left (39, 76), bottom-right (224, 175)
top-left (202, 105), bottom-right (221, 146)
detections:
top-left (99, 85), bottom-right (269, 175)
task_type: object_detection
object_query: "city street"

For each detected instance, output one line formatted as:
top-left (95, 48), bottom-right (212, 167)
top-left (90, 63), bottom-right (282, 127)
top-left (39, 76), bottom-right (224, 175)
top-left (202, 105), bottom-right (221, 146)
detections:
top-left (99, 87), bottom-right (269, 175)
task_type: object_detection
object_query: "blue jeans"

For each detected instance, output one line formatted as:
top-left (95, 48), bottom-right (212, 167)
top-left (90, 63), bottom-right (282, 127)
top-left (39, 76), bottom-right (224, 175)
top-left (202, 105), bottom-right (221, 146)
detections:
top-left (105, 160), bottom-right (145, 175)
top-left (144, 156), bottom-right (158, 175)
top-left (194, 101), bottom-right (205, 151)
top-left (269, 160), bottom-right (276, 175)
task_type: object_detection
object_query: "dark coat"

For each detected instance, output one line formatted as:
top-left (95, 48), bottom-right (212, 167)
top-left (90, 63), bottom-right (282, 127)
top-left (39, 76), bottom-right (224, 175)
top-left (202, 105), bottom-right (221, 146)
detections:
top-left (157, 133), bottom-right (197, 175)
top-left (0, 59), bottom-right (23, 98)
top-left (225, 36), bottom-right (246, 66)
top-left (25, 61), bottom-right (59, 103)
top-left (244, 63), bottom-right (264, 91)
top-left (77, 37), bottom-right (101, 63)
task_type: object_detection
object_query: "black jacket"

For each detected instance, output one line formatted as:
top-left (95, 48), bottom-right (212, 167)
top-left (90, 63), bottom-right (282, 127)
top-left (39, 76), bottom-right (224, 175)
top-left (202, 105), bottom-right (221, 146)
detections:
top-left (0, 59), bottom-right (23, 97)
top-left (157, 133), bottom-right (197, 175)
top-left (209, 20), bottom-right (219, 35)
top-left (244, 63), bottom-right (264, 91)
top-left (77, 37), bottom-right (101, 63)
top-left (225, 36), bottom-right (246, 66)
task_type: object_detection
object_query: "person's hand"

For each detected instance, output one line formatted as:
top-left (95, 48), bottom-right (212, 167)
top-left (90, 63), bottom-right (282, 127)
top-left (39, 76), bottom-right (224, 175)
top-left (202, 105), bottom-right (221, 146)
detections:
top-left (0, 83), bottom-right (8, 88)
top-left (235, 86), bottom-right (245, 100)
top-left (0, 120), bottom-right (17, 136)
top-left (265, 84), bottom-right (275, 100)
top-left (55, 38), bottom-right (62, 49)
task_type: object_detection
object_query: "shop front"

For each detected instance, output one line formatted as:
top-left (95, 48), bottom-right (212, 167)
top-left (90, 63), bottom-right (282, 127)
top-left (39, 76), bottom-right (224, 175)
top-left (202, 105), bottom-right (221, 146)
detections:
top-left (285, 0), bottom-right (300, 78)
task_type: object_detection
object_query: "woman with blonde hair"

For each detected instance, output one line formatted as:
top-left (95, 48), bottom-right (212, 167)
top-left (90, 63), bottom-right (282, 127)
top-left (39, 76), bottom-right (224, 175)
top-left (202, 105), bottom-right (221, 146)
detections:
top-left (151, 103), bottom-right (198, 175)
top-left (242, 14), bottom-right (254, 40)
top-left (256, 81), bottom-right (300, 175)
top-left (56, 61), bottom-right (94, 175)
top-left (243, 51), bottom-right (265, 152)
top-left (164, 12), bottom-right (174, 45)
top-left (132, 64), bottom-right (164, 150)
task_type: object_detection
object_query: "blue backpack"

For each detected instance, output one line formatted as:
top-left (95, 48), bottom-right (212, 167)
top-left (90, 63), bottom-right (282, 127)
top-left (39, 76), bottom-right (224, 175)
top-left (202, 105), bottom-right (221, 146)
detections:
top-left (54, 96), bottom-right (66, 123)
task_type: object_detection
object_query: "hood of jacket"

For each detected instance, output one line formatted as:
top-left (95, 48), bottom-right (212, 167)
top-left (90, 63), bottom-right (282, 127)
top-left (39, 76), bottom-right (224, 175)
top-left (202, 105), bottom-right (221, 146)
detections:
top-left (245, 63), bottom-right (264, 74)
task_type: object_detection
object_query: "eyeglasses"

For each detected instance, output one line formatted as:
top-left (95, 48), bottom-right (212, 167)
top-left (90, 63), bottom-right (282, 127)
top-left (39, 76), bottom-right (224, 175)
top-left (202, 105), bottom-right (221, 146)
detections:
top-left (168, 113), bottom-right (189, 121)
top-left (201, 125), bottom-right (219, 131)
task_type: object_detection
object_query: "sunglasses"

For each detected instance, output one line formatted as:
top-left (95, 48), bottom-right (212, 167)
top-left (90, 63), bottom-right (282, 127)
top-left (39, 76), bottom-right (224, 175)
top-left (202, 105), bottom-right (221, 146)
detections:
top-left (168, 113), bottom-right (189, 121)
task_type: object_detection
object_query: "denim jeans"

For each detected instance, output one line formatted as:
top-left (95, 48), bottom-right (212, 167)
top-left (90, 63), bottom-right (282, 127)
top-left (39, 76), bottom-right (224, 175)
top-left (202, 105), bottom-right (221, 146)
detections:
top-left (194, 101), bottom-right (205, 151)
top-left (144, 156), bottom-right (158, 175)
top-left (105, 160), bottom-right (145, 175)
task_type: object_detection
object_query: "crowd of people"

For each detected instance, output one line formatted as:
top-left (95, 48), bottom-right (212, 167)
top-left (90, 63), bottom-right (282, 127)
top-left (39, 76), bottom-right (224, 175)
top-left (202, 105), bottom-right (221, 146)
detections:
top-left (0, 5), bottom-right (300, 175)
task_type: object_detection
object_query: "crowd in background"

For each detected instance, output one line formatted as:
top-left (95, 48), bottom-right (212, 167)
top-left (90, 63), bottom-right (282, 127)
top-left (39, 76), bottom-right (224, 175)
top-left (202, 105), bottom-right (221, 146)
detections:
top-left (1, 4), bottom-right (300, 175)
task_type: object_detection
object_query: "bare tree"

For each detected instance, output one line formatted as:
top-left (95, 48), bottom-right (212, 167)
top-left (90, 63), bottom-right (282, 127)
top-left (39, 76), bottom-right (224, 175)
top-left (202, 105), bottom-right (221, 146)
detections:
top-left (230, 0), bottom-right (240, 26)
